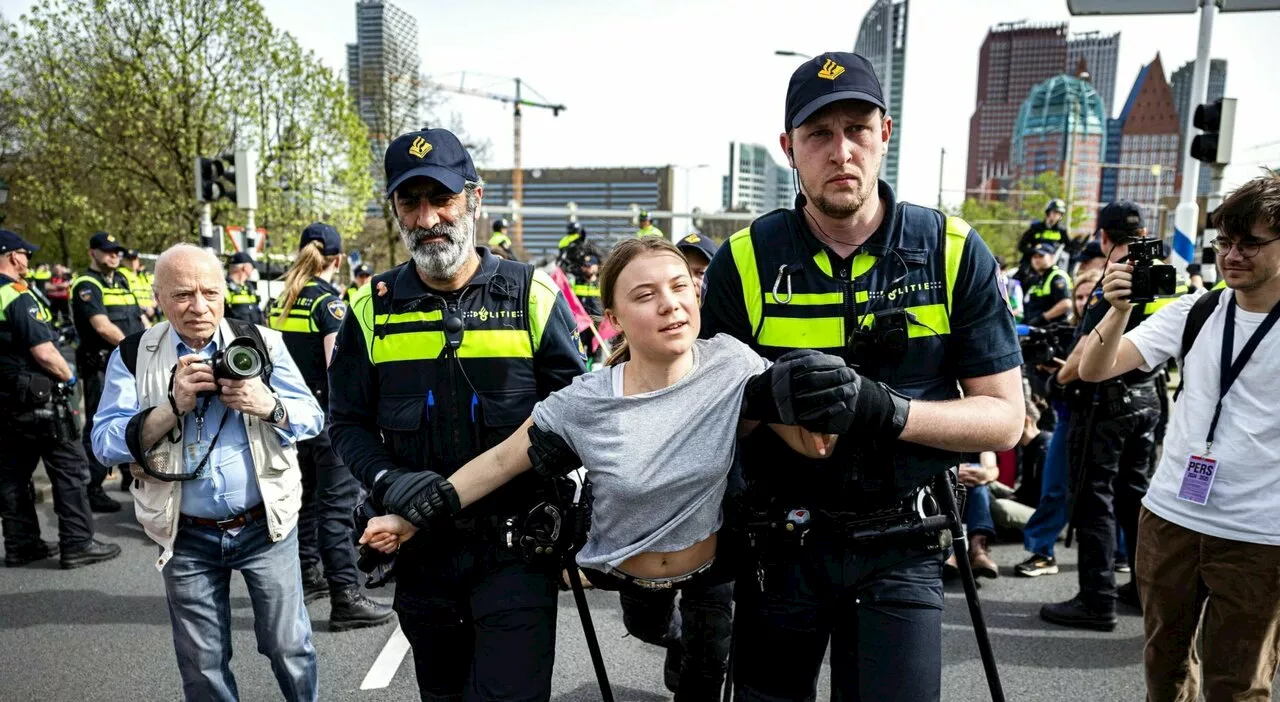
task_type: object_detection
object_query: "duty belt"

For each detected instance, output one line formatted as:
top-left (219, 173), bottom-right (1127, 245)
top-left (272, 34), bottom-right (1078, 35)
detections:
top-left (745, 482), bottom-right (951, 547)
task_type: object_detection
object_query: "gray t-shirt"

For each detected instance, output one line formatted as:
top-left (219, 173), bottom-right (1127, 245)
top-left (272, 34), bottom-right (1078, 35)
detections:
top-left (531, 333), bottom-right (767, 569)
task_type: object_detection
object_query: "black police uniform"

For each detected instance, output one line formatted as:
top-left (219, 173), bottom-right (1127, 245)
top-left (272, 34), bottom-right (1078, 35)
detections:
top-left (701, 180), bottom-right (1022, 701)
top-left (70, 267), bottom-right (144, 497)
top-left (224, 278), bottom-right (264, 325)
top-left (1023, 265), bottom-right (1071, 327)
top-left (0, 274), bottom-right (98, 558)
top-left (1063, 281), bottom-right (1180, 613)
top-left (266, 276), bottom-right (363, 596)
top-left (1016, 220), bottom-right (1068, 283)
top-left (329, 247), bottom-right (586, 700)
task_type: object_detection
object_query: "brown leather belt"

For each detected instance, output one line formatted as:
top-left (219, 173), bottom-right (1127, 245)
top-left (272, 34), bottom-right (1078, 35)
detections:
top-left (180, 503), bottom-right (267, 531)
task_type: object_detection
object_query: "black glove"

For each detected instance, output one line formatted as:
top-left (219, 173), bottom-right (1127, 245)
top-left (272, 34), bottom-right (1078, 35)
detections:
top-left (374, 469), bottom-right (461, 530)
top-left (527, 424), bottom-right (582, 478)
top-left (742, 349), bottom-right (858, 431)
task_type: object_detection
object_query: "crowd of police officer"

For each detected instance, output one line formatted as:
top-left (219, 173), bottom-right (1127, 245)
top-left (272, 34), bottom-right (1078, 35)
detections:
top-left (0, 47), bottom-right (1211, 702)
top-left (1012, 195), bottom-right (1192, 632)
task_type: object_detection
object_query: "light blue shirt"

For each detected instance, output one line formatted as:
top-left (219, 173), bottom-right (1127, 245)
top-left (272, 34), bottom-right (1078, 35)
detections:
top-left (92, 325), bottom-right (324, 519)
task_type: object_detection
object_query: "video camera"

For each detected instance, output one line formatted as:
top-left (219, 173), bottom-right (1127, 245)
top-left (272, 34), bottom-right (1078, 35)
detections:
top-left (1126, 238), bottom-right (1177, 303)
top-left (1017, 322), bottom-right (1077, 367)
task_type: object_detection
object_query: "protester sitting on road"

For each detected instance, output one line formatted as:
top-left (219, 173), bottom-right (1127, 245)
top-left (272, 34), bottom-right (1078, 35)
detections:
top-left (359, 236), bottom-right (860, 700)
top-left (1077, 175), bottom-right (1280, 701)
top-left (946, 451), bottom-right (1000, 581)
top-left (91, 244), bottom-right (325, 701)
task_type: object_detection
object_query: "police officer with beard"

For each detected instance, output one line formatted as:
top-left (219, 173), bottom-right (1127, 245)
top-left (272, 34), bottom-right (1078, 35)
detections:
top-left (328, 128), bottom-right (586, 700)
top-left (701, 53), bottom-right (1024, 700)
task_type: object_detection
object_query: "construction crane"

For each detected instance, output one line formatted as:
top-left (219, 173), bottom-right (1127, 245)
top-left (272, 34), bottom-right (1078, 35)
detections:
top-left (430, 74), bottom-right (565, 256)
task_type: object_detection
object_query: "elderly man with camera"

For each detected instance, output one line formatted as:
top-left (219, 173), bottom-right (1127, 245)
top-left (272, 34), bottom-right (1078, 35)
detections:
top-left (91, 243), bottom-right (325, 702)
top-left (1079, 175), bottom-right (1280, 701)
top-left (1037, 201), bottom-right (1183, 632)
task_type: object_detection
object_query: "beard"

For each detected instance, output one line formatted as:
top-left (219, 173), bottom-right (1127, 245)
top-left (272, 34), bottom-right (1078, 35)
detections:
top-left (399, 215), bottom-right (475, 280)
top-left (802, 160), bottom-right (881, 220)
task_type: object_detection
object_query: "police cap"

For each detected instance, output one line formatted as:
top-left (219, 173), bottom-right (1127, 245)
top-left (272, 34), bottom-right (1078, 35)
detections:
top-left (384, 128), bottom-right (479, 197)
top-left (785, 52), bottom-right (886, 132)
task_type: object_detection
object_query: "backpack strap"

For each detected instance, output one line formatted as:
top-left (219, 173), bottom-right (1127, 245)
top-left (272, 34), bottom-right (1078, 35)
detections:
top-left (119, 330), bottom-right (146, 377)
top-left (1174, 288), bottom-right (1225, 401)
top-left (225, 318), bottom-right (274, 384)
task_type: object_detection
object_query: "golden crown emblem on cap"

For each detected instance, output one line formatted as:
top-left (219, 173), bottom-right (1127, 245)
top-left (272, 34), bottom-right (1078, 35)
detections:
top-left (107, 234), bottom-right (116, 242)
top-left (818, 59), bottom-right (845, 80)
top-left (408, 136), bottom-right (433, 158)
top-left (684, 234), bottom-right (701, 243)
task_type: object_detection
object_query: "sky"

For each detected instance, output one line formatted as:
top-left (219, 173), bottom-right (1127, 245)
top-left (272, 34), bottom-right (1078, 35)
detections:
top-left (3, 0), bottom-right (1278, 214)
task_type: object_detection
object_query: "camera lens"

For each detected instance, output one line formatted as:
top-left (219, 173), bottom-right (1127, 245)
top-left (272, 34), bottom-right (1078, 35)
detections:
top-left (224, 346), bottom-right (262, 379)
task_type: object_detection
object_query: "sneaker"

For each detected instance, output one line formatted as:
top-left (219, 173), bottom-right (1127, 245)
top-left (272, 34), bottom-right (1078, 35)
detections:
top-left (329, 586), bottom-right (395, 632)
top-left (87, 485), bottom-right (122, 513)
top-left (5, 540), bottom-right (59, 567)
top-left (301, 564), bottom-right (329, 604)
top-left (1114, 559), bottom-right (1131, 573)
top-left (60, 540), bottom-right (122, 569)
top-left (1040, 595), bottom-right (1117, 632)
top-left (1014, 554), bottom-right (1059, 577)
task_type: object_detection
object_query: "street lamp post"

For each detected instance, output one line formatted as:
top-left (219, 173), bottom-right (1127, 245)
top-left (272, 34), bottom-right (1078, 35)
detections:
top-left (675, 164), bottom-right (710, 239)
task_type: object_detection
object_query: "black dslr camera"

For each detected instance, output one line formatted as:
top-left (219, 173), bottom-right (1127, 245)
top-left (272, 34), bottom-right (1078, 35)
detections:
top-left (1126, 238), bottom-right (1177, 303)
top-left (1018, 323), bottom-right (1077, 367)
top-left (200, 337), bottom-right (267, 397)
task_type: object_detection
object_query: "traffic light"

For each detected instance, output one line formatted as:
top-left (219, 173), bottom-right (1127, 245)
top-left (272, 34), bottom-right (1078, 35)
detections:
top-left (195, 153), bottom-right (236, 203)
top-left (1190, 98), bottom-right (1237, 165)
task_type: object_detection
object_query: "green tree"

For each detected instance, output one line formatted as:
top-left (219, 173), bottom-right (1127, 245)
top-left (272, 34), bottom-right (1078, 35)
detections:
top-left (0, 0), bottom-right (371, 268)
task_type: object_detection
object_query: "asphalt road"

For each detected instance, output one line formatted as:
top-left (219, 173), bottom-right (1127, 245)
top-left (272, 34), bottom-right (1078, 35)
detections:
top-left (0, 479), bottom-right (1224, 701)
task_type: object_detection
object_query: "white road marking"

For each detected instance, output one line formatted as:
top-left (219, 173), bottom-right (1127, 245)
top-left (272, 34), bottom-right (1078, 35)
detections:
top-left (360, 625), bottom-right (411, 690)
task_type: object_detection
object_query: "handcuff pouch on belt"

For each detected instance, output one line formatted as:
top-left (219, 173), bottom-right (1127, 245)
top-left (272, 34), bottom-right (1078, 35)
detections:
top-left (7, 372), bottom-right (76, 440)
top-left (502, 477), bottom-right (590, 568)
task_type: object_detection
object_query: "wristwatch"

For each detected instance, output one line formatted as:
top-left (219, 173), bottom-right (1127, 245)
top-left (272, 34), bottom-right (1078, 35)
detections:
top-left (268, 393), bottom-right (286, 424)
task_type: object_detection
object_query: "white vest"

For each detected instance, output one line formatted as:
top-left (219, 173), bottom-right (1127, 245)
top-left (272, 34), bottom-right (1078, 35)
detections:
top-left (128, 320), bottom-right (303, 570)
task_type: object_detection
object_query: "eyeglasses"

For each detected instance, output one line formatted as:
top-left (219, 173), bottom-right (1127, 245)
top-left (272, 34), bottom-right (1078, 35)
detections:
top-left (1212, 236), bottom-right (1280, 258)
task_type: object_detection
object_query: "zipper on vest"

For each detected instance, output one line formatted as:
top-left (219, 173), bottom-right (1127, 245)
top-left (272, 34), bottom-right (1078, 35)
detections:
top-left (837, 266), bottom-right (859, 482)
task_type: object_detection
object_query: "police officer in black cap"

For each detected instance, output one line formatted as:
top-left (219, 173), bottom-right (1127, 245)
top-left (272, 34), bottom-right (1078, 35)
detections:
top-left (0, 230), bottom-right (122, 568)
top-left (344, 262), bottom-right (373, 304)
top-left (1023, 243), bottom-right (1073, 328)
top-left (224, 251), bottom-right (264, 325)
top-left (328, 128), bottom-right (586, 699)
top-left (677, 230), bottom-right (719, 299)
top-left (1040, 201), bottom-right (1181, 630)
top-left (71, 231), bottom-right (145, 512)
top-left (701, 52), bottom-right (1024, 700)
top-left (1017, 199), bottom-right (1069, 284)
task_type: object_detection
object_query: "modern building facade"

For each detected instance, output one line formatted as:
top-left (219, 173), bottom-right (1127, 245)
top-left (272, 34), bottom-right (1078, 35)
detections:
top-left (967, 21), bottom-right (1069, 195)
top-left (1011, 75), bottom-right (1107, 234)
top-left (1067, 31), bottom-right (1120, 118)
top-left (1099, 117), bottom-right (1124, 204)
top-left (478, 166), bottom-right (675, 259)
top-left (1114, 54), bottom-right (1183, 235)
top-left (854, 0), bottom-right (909, 191)
top-left (1171, 58), bottom-right (1228, 197)
top-left (722, 142), bottom-right (793, 214)
top-left (347, 0), bottom-right (421, 201)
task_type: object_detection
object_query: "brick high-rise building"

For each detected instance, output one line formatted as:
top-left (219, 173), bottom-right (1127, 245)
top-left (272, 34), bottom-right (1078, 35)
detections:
top-left (967, 21), bottom-right (1069, 197)
top-left (1067, 31), bottom-right (1120, 118)
top-left (1114, 54), bottom-right (1183, 235)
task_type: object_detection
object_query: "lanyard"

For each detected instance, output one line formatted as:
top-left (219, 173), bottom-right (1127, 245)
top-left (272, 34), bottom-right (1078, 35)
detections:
top-left (1205, 293), bottom-right (1280, 453)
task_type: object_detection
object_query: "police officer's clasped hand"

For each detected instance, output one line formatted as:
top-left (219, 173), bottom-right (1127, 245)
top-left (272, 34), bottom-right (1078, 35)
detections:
top-left (1101, 262), bottom-right (1134, 312)
top-left (527, 424), bottom-right (582, 478)
top-left (743, 349), bottom-right (857, 433)
top-left (375, 469), bottom-right (461, 531)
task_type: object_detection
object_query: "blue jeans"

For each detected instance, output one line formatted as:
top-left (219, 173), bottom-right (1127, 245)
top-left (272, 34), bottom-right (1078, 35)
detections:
top-left (162, 519), bottom-right (317, 702)
top-left (964, 485), bottom-right (996, 537)
top-left (1023, 402), bottom-right (1072, 558)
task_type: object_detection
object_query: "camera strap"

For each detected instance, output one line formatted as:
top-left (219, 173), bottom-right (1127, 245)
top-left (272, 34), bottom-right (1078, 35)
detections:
top-left (1205, 294), bottom-right (1280, 453)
